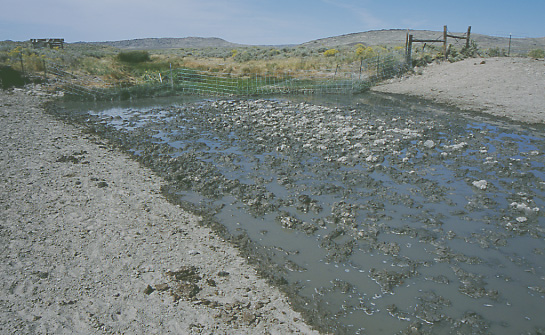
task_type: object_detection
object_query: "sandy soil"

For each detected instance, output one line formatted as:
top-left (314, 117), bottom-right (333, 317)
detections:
top-left (0, 88), bottom-right (318, 334)
top-left (372, 57), bottom-right (545, 124)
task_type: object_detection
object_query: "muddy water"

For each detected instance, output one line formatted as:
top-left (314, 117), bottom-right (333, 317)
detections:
top-left (59, 93), bottom-right (545, 334)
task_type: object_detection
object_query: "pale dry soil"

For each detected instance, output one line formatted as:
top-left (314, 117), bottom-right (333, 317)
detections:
top-left (372, 57), bottom-right (545, 124)
top-left (0, 88), bottom-right (318, 334)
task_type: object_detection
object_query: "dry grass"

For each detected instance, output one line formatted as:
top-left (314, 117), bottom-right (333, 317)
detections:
top-left (0, 42), bottom-right (432, 88)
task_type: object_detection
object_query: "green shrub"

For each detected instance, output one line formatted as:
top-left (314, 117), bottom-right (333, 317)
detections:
top-left (234, 51), bottom-right (252, 62)
top-left (117, 51), bottom-right (151, 63)
top-left (486, 48), bottom-right (507, 57)
top-left (528, 49), bottom-right (545, 58)
top-left (0, 65), bottom-right (27, 89)
top-left (461, 41), bottom-right (479, 58)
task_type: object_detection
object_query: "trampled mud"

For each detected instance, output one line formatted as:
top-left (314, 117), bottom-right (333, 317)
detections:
top-left (56, 93), bottom-right (545, 334)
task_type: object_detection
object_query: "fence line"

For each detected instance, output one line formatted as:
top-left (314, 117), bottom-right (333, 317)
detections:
top-left (48, 51), bottom-right (408, 100)
top-left (484, 33), bottom-right (543, 57)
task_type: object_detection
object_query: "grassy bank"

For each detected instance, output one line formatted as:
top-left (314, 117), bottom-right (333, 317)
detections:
top-left (1, 39), bottom-right (543, 98)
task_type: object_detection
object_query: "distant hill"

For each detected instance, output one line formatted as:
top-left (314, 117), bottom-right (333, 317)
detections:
top-left (90, 37), bottom-right (245, 49)
top-left (301, 29), bottom-right (545, 51)
top-left (78, 30), bottom-right (545, 52)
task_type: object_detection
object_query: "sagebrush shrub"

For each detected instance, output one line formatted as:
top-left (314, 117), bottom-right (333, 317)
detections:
top-left (528, 49), bottom-right (545, 58)
top-left (117, 51), bottom-right (151, 63)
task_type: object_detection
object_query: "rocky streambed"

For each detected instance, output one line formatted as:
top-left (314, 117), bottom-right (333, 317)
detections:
top-left (55, 93), bottom-right (545, 334)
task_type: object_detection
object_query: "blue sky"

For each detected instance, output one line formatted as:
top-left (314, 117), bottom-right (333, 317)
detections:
top-left (0, 0), bottom-right (543, 44)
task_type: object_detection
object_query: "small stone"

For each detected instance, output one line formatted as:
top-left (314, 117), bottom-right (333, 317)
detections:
top-left (35, 271), bottom-right (49, 279)
top-left (143, 285), bottom-right (154, 295)
top-left (97, 181), bottom-right (108, 188)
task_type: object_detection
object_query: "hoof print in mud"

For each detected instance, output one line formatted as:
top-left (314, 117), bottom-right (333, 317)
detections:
top-left (153, 266), bottom-right (203, 302)
top-left (171, 282), bottom-right (201, 301)
top-left (56, 150), bottom-right (88, 164)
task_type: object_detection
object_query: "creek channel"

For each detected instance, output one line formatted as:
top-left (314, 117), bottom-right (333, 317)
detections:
top-left (57, 93), bottom-right (545, 334)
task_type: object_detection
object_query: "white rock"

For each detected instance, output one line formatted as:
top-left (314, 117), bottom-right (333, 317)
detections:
top-left (472, 180), bottom-right (488, 190)
top-left (423, 140), bottom-right (435, 149)
top-left (510, 202), bottom-right (540, 213)
top-left (447, 142), bottom-right (468, 151)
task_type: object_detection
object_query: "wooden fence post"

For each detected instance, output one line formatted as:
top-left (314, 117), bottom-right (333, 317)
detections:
top-left (405, 29), bottom-right (409, 54)
top-left (406, 34), bottom-right (413, 66)
top-left (443, 25), bottom-right (448, 60)
top-left (508, 33), bottom-right (512, 56)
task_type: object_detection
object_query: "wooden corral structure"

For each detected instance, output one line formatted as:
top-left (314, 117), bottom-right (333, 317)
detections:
top-left (31, 38), bottom-right (64, 49)
top-left (405, 26), bottom-right (471, 64)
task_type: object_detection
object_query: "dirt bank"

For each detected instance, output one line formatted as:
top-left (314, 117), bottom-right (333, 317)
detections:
top-left (0, 87), bottom-right (318, 334)
top-left (372, 57), bottom-right (545, 124)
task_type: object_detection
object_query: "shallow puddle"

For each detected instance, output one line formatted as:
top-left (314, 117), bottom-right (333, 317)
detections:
top-left (58, 93), bottom-right (545, 334)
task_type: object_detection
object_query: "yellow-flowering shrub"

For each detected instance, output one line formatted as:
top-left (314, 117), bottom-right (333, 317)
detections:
top-left (323, 49), bottom-right (339, 57)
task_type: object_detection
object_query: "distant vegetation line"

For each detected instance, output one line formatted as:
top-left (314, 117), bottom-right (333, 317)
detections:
top-left (1, 29), bottom-right (543, 95)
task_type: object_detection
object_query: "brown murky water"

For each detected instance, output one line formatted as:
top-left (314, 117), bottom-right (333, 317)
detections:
top-left (58, 93), bottom-right (545, 334)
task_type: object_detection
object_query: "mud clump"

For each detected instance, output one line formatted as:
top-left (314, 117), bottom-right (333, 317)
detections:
top-left (276, 211), bottom-right (318, 234)
top-left (451, 266), bottom-right (499, 300)
top-left (369, 267), bottom-right (416, 294)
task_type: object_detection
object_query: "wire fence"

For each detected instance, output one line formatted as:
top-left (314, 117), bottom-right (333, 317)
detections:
top-left (48, 51), bottom-right (408, 100)
top-left (481, 33), bottom-right (545, 57)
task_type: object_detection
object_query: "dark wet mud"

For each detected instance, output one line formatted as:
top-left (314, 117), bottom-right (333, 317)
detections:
top-left (56, 93), bottom-right (545, 334)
